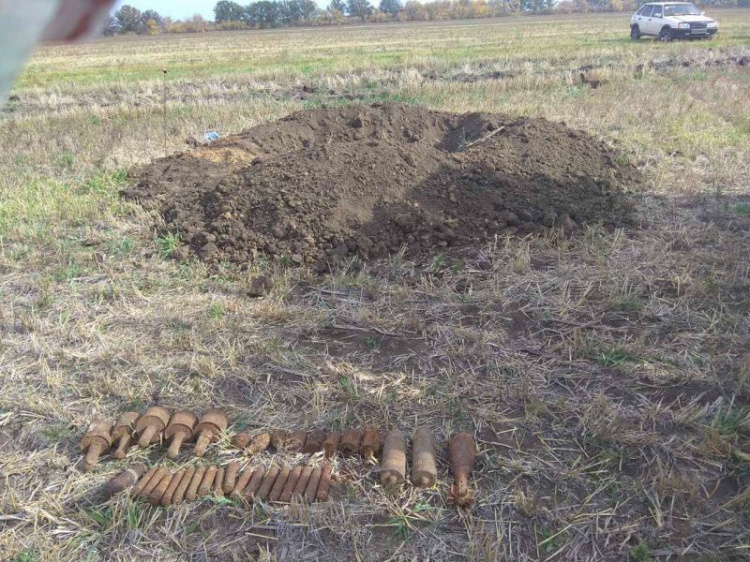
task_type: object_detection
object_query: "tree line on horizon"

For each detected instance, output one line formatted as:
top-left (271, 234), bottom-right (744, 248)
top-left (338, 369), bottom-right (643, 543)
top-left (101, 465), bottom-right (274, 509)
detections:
top-left (104, 0), bottom-right (749, 35)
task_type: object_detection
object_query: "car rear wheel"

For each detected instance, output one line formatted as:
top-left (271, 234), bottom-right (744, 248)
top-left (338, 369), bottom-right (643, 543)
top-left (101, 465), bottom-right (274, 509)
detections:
top-left (630, 26), bottom-right (641, 40)
top-left (659, 27), bottom-right (673, 42)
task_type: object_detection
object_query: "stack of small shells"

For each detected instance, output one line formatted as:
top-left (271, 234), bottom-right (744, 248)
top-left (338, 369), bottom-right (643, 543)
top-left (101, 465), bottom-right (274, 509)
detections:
top-left (106, 461), bottom-right (333, 506)
top-left (84, 411), bottom-right (477, 509)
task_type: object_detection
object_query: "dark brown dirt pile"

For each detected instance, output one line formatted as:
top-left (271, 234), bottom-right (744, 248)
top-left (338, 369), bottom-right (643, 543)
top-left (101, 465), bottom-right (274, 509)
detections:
top-left (125, 103), bottom-right (642, 268)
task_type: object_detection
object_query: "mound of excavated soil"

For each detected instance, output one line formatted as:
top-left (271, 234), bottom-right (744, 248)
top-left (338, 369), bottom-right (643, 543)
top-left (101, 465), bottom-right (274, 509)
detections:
top-left (125, 103), bottom-right (642, 268)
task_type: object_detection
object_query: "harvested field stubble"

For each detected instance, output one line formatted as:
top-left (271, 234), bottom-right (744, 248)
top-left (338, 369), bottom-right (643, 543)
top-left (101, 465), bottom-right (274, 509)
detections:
top-left (2, 10), bottom-right (750, 562)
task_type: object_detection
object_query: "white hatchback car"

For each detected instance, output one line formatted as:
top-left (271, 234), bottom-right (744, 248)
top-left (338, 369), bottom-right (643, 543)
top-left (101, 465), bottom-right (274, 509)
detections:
top-left (630, 2), bottom-right (718, 42)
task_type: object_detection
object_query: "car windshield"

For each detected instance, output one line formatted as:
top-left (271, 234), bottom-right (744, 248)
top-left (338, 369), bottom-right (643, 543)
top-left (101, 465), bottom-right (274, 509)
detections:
top-left (663, 4), bottom-right (702, 16)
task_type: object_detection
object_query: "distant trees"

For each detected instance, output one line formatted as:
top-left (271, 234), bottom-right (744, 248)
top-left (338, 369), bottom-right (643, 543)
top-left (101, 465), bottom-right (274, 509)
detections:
top-left (379, 0), bottom-right (403, 15)
top-left (114, 5), bottom-right (146, 33)
top-left (214, 0), bottom-right (246, 21)
top-left (347, 0), bottom-right (374, 19)
top-left (103, 15), bottom-right (121, 36)
top-left (111, 5), bottom-right (166, 34)
top-left (101, 0), bottom-right (747, 37)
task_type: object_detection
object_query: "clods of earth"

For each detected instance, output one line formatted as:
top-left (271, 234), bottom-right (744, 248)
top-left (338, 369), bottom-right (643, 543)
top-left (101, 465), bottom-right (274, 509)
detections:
top-left (125, 103), bottom-right (643, 269)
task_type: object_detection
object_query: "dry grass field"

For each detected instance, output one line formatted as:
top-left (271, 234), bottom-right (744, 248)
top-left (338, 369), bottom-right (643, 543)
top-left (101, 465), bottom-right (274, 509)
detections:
top-left (2, 10), bottom-right (750, 561)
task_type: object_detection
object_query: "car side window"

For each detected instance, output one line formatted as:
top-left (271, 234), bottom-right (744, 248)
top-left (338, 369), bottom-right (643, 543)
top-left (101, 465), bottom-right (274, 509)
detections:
top-left (641, 5), bottom-right (654, 16)
top-left (652, 7), bottom-right (662, 17)
top-left (636, 5), bottom-right (647, 14)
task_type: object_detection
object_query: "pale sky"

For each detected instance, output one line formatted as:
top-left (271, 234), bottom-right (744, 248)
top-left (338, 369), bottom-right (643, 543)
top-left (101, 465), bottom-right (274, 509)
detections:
top-left (113, 1), bottom-right (224, 20)
top-left (114, 0), bottom-right (327, 20)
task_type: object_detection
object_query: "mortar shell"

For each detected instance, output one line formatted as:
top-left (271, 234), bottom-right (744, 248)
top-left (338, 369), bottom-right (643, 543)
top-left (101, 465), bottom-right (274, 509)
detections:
top-left (315, 463), bottom-right (333, 502)
top-left (161, 469), bottom-right (186, 506)
top-left (131, 466), bottom-right (159, 497)
top-left (230, 467), bottom-right (254, 498)
top-left (449, 432), bottom-right (476, 506)
top-left (303, 468), bottom-right (323, 503)
top-left (292, 466), bottom-right (314, 498)
top-left (380, 429), bottom-right (406, 487)
top-left (243, 467), bottom-right (267, 501)
top-left (149, 471), bottom-right (174, 505)
top-left (213, 468), bottom-right (225, 498)
top-left (136, 406), bottom-right (170, 448)
top-left (231, 432), bottom-right (252, 449)
top-left (103, 463), bottom-right (147, 498)
top-left (360, 428), bottom-right (382, 460)
top-left (224, 461), bottom-right (240, 494)
top-left (322, 432), bottom-right (341, 457)
top-left (186, 465), bottom-right (207, 502)
top-left (198, 466), bottom-right (217, 497)
top-left (339, 429), bottom-right (361, 456)
top-left (279, 465), bottom-right (303, 502)
top-left (80, 419), bottom-right (113, 471)
top-left (268, 466), bottom-right (291, 502)
top-left (412, 428), bottom-right (437, 488)
top-left (285, 430), bottom-right (307, 453)
top-left (246, 433), bottom-right (271, 455)
top-left (111, 412), bottom-right (139, 460)
top-left (303, 430), bottom-right (327, 454)
top-left (138, 466), bottom-right (169, 498)
top-left (194, 409), bottom-right (228, 457)
top-left (270, 430), bottom-right (287, 451)
top-left (172, 467), bottom-right (195, 505)
top-left (256, 466), bottom-right (280, 501)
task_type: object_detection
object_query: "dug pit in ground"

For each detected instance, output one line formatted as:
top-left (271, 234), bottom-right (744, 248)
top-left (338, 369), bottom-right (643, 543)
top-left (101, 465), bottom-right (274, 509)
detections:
top-left (125, 103), bottom-right (643, 269)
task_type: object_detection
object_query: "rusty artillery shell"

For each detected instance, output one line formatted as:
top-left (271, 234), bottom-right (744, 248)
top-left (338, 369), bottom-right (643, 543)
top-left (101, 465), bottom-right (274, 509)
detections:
top-left (246, 433), bottom-right (271, 455)
top-left (280, 465), bottom-right (303, 502)
top-left (380, 429), bottom-right (406, 487)
top-left (449, 432), bottom-right (477, 507)
top-left (161, 469), bottom-right (186, 506)
top-left (138, 466), bottom-right (169, 498)
top-left (304, 467), bottom-right (323, 503)
top-left (292, 466), bottom-right (313, 499)
top-left (340, 429), bottom-right (361, 456)
top-left (223, 461), bottom-right (239, 493)
top-left (303, 430), bottom-right (327, 454)
top-left (136, 406), bottom-right (170, 449)
top-left (132, 466), bottom-right (159, 496)
top-left (231, 432), bottom-right (252, 449)
top-left (198, 466), bottom-right (218, 497)
top-left (186, 465), bottom-right (207, 502)
top-left (412, 428), bottom-right (438, 487)
top-left (270, 430), bottom-right (287, 451)
top-left (256, 466), bottom-right (280, 501)
top-left (213, 468), bottom-right (225, 498)
top-left (285, 430), bottom-right (307, 453)
top-left (172, 467), bottom-right (195, 506)
top-left (243, 467), bottom-right (266, 501)
top-left (111, 412), bottom-right (139, 460)
top-left (360, 428), bottom-right (382, 460)
top-left (149, 471), bottom-right (175, 505)
top-left (103, 463), bottom-right (147, 498)
top-left (80, 419), bottom-right (113, 471)
top-left (315, 463), bottom-right (333, 502)
top-left (322, 432), bottom-right (341, 457)
top-left (269, 466), bottom-right (291, 502)
top-left (231, 467), bottom-right (255, 498)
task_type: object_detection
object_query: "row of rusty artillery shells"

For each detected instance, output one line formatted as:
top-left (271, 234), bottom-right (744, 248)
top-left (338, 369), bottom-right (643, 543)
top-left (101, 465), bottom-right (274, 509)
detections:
top-left (81, 410), bottom-right (477, 507)
top-left (238, 428), bottom-right (477, 507)
top-left (105, 460), bottom-right (333, 505)
top-left (79, 408), bottom-right (229, 471)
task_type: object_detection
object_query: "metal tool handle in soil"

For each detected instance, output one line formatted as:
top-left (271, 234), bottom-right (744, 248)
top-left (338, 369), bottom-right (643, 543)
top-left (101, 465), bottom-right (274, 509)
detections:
top-left (162, 68), bottom-right (168, 158)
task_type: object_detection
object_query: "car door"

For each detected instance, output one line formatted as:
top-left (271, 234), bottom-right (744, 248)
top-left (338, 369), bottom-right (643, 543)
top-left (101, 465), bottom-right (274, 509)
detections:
top-left (638, 5), bottom-right (655, 35)
top-left (649, 5), bottom-right (664, 35)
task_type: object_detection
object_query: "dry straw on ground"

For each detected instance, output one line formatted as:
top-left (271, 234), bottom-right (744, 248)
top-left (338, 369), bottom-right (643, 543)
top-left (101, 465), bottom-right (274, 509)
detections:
top-left (1, 11), bottom-right (750, 561)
